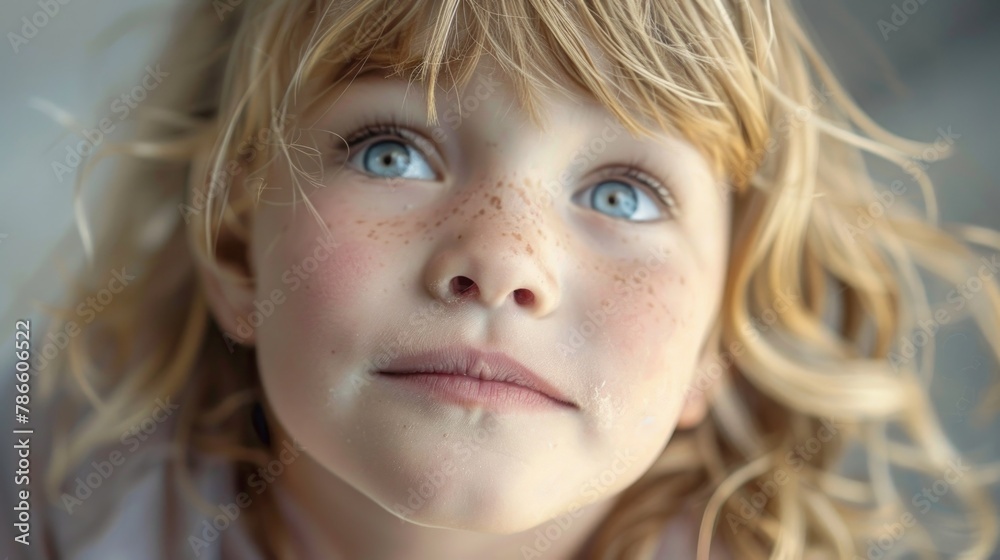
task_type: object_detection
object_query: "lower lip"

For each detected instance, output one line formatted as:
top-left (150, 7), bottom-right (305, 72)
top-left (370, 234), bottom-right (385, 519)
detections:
top-left (377, 373), bottom-right (570, 412)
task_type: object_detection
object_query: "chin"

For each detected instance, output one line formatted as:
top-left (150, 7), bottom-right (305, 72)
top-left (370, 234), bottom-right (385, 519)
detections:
top-left (375, 483), bottom-right (576, 535)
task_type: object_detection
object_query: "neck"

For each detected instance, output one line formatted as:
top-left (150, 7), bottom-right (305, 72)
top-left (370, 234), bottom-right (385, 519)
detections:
top-left (264, 420), bottom-right (615, 560)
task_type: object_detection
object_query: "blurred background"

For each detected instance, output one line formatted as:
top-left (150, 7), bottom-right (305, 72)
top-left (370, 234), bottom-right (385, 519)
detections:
top-left (0, 0), bottom-right (998, 557)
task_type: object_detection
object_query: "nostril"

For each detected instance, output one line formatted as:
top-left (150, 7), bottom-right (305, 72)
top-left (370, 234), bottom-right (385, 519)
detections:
top-left (513, 289), bottom-right (534, 306)
top-left (450, 276), bottom-right (477, 296)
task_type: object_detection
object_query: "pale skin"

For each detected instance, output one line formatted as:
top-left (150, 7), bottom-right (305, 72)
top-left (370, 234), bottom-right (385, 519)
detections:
top-left (200, 59), bottom-right (732, 559)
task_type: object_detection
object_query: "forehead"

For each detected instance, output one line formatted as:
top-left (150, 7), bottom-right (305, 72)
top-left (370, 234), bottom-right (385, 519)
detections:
top-left (307, 60), bottom-right (604, 131)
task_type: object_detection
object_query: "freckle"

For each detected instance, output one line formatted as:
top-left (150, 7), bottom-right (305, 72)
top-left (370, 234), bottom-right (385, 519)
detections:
top-left (457, 234), bottom-right (463, 240)
top-left (404, 239), bottom-right (410, 244)
top-left (478, 209), bottom-right (485, 216)
top-left (377, 221), bottom-right (386, 226)
top-left (434, 220), bottom-right (443, 227)
top-left (451, 207), bottom-right (459, 214)
top-left (526, 244), bottom-right (533, 254)
top-left (490, 196), bottom-right (502, 210)
top-left (647, 286), bottom-right (654, 295)
top-left (513, 233), bottom-right (522, 241)
top-left (356, 220), bottom-right (365, 224)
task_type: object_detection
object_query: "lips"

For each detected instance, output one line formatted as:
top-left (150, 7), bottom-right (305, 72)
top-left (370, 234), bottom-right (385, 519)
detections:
top-left (376, 345), bottom-right (576, 408)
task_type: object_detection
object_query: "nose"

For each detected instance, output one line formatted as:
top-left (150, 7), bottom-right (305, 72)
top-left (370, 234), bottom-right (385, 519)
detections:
top-left (422, 198), bottom-right (561, 318)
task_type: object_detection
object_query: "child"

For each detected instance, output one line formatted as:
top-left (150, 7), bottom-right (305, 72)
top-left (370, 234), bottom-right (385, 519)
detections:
top-left (4, 0), bottom-right (1000, 558)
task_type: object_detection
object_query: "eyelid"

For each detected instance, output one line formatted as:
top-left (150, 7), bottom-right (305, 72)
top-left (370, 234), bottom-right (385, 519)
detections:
top-left (335, 121), bottom-right (680, 219)
top-left (596, 165), bottom-right (680, 219)
top-left (342, 122), bottom-right (444, 178)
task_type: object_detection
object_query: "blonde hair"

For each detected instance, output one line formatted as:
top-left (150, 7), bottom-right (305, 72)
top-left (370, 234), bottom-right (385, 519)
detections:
top-left (36, 0), bottom-right (1000, 558)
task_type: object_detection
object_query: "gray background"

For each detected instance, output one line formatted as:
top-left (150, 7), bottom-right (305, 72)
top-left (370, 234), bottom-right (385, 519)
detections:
top-left (0, 1), bottom-right (998, 557)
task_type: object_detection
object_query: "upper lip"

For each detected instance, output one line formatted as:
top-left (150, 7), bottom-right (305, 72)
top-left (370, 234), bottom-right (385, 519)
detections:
top-left (377, 345), bottom-right (576, 408)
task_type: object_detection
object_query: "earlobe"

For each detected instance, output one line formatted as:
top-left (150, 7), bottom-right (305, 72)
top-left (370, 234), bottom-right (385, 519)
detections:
top-left (677, 322), bottom-right (723, 429)
top-left (677, 386), bottom-right (709, 430)
top-left (196, 253), bottom-right (257, 346)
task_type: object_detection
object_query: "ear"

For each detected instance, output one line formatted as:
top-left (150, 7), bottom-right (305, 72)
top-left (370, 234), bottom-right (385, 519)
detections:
top-left (188, 142), bottom-right (259, 347)
top-left (676, 322), bottom-right (723, 430)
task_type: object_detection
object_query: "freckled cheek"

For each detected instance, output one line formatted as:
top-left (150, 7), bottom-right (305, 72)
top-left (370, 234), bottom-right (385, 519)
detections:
top-left (595, 268), bottom-right (692, 378)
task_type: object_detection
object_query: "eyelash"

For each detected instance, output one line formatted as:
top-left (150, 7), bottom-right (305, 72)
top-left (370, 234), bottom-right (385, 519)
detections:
top-left (338, 118), bottom-right (435, 164)
top-left (333, 118), bottom-right (680, 218)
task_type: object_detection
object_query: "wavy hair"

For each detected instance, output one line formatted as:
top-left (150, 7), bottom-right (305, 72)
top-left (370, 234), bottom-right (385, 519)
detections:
top-left (37, 0), bottom-right (1000, 558)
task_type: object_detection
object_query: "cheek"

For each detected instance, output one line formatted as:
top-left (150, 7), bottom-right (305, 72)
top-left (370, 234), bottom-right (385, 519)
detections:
top-left (251, 179), bottom-right (386, 341)
top-left (597, 266), bottom-right (695, 378)
top-left (574, 256), bottom-right (707, 438)
top-left (299, 240), bottom-right (375, 303)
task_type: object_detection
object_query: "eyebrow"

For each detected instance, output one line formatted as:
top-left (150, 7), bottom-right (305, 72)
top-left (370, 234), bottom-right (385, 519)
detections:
top-left (318, 69), bottom-right (706, 217)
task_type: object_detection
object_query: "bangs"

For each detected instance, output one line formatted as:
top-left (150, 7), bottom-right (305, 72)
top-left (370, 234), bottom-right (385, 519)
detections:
top-left (287, 0), bottom-right (773, 187)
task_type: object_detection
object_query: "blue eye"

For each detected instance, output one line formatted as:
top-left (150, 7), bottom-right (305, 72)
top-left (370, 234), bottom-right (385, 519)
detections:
top-left (350, 139), bottom-right (435, 180)
top-left (581, 179), bottom-right (663, 221)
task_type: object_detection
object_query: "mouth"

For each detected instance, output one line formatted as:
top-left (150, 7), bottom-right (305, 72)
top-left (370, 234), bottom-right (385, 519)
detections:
top-left (376, 345), bottom-right (577, 410)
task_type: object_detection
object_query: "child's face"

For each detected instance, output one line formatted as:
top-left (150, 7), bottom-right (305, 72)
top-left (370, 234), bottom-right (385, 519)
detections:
top-left (238, 61), bottom-right (730, 532)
